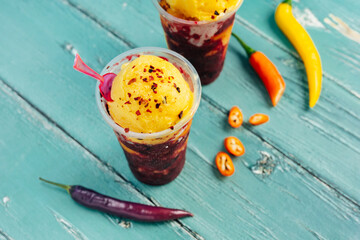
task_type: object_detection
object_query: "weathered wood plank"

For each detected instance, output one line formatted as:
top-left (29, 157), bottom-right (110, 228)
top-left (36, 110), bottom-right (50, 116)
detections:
top-left (0, 81), bottom-right (195, 239)
top-left (236, 0), bottom-right (360, 94)
top-left (1, 78), bottom-right (360, 239)
top-left (60, 0), bottom-right (360, 203)
top-left (1, 0), bottom-right (360, 239)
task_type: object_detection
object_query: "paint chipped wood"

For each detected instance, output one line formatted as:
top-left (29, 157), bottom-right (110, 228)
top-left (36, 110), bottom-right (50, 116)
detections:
top-left (0, 0), bottom-right (359, 239)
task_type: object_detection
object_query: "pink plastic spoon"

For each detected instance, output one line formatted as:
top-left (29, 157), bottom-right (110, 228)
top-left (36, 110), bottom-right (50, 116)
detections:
top-left (73, 54), bottom-right (116, 102)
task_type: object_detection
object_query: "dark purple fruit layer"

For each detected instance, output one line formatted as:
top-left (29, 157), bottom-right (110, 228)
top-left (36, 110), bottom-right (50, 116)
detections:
top-left (114, 125), bottom-right (190, 185)
top-left (160, 14), bottom-right (236, 85)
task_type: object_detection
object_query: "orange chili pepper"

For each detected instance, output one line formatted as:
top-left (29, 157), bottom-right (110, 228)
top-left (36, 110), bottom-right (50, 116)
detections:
top-left (249, 113), bottom-right (269, 126)
top-left (228, 106), bottom-right (243, 128)
top-left (215, 152), bottom-right (235, 177)
top-left (232, 33), bottom-right (286, 107)
top-left (224, 137), bottom-right (245, 157)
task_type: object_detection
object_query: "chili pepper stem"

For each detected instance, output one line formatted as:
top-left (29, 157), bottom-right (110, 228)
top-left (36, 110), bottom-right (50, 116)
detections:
top-left (39, 177), bottom-right (71, 193)
top-left (283, 0), bottom-right (292, 6)
top-left (231, 33), bottom-right (256, 58)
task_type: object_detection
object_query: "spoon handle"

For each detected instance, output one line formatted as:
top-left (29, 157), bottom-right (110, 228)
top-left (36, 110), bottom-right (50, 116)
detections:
top-left (73, 54), bottom-right (104, 83)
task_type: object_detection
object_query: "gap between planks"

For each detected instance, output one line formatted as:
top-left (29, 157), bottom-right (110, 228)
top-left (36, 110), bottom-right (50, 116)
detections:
top-left (234, 16), bottom-right (360, 100)
top-left (201, 92), bottom-right (360, 210)
top-left (61, 0), bottom-right (360, 101)
top-left (0, 77), bottom-right (203, 240)
top-left (2, 73), bottom-right (359, 238)
top-left (59, 0), bottom-right (360, 146)
top-left (0, 229), bottom-right (14, 240)
top-left (60, 0), bottom-right (136, 49)
top-left (34, 0), bottom-right (360, 214)
top-left (61, 0), bottom-right (360, 102)
top-left (14, 0), bottom-right (360, 227)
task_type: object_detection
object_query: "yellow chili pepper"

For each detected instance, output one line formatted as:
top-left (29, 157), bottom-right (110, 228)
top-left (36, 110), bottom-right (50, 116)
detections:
top-left (275, 0), bottom-right (322, 108)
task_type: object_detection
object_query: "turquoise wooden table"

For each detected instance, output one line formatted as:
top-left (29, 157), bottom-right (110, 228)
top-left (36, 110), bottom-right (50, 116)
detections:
top-left (1, 0), bottom-right (359, 239)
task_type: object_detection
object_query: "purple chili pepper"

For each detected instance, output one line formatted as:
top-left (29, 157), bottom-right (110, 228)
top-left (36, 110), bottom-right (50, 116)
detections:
top-left (39, 178), bottom-right (193, 222)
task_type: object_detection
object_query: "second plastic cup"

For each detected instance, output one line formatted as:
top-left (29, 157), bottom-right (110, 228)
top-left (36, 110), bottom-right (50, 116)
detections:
top-left (96, 47), bottom-right (201, 185)
top-left (153, 0), bottom-right (243, 85)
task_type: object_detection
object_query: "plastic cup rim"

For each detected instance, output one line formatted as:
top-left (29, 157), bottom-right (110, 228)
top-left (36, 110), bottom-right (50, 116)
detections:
top-left (152, 0), bottom-right (243, 25)
top-left (95, 46), bottom-right (201, 140)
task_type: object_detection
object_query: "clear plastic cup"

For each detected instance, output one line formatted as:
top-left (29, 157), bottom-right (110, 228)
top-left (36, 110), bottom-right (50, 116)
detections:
top-left (153, 0), bottom-right (243, 85)
top-left (96, 47), bottom-right (201, 185)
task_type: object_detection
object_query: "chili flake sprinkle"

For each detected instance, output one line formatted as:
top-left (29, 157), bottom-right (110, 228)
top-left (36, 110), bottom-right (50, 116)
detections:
top-left (128, 78), bottom-right (136, 85)
top-left (150, 65), bottom-right (154, 69)
top-left (124, 128), bottom-right (130, 133)
top-left (143, 78), bottom-right (148, 82)
top-left (151, 83), bottom-right (158, 92)
top-left (128, 93), bottom-right (131, 97)
top-left (124, 101), bottom-right (131, 104)
top-left (214, 10), bottom-right (219, 15)
top-left (149, 76), bottom-right (154, 81)
top-left (146, 109), bottom-right (152, 113)
top-left (170, 126), bottom-right (174, 130)
top-left (156, 68), bottom-right (164, 74)
top-left (140, 98), bottom-right (148, 105)
top-left (178, 111), bottom-right (183, 119)
top-left (211, 15), bottom-right (215, 19)
top-left (156, 103), bottom-right (161, 109)
top-left (224, 8), bottom-right (227, 13)
top-left (136, 110), bottom-right (141, 116)
top-left (149, 69), bottom-right (154, 73)
top-left (143, 68), bottom-right (146, 72)
top-left (176, 87), bottom-right (181, 93)
top-left (134, 97), bottom-right (140, 101)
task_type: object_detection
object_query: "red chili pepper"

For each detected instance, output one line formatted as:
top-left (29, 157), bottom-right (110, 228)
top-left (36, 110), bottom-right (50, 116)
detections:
top-left (224, 136), bottom-right (245, 156)
top-left (215, 152), bottom-right (235, 176)
top-left (232, 33), bottom-right (286, 107)
top-left (228, 106), bottom-right (243, 128)
top-left (249, 113), bottom-right (269, 126)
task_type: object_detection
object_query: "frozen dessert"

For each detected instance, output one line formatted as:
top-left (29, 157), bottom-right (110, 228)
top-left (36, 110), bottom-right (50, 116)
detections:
top-left (96, 49), bottom-right (201, 185)
top-left (155, 0), bottom-right (243, 84)
top-left (160, 0), bottom-right (242, 21)
top-left (107, 55), bottom-right (194, 133)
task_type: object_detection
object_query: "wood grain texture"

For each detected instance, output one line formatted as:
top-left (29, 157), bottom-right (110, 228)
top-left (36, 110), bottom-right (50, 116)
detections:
top-left (0, 0), bottom-right (359, 239)
top-left (60, 0), bottom-right (360, 203)
top-left (1, 76), bottom-right (360, 239)
top-left (0, 81), bottom-right (194, 240)
top-left (237, 0), bottom-right (360, 94)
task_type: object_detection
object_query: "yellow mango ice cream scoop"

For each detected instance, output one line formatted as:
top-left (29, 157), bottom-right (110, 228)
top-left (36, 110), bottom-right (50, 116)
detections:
top-left (160, 0), bottom-right (242, 21)
top-left (108, 55), bottom-right (194, 133)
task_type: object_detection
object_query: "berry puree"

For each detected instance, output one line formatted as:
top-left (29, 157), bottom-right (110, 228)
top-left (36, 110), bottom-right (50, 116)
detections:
top-left (114, 122), bottom-right (191, 185)
top-left (160, 14), bottom-right (236, 85)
